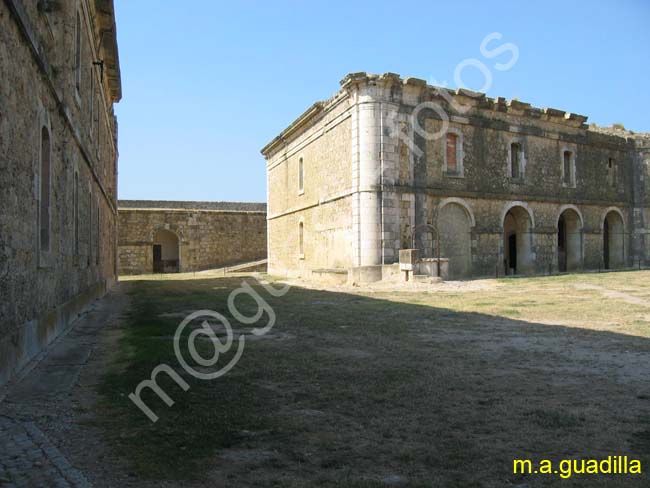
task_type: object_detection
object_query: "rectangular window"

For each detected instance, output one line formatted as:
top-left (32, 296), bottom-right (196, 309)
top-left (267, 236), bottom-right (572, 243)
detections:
top-left (40, 127), bottom-right (51, 252)
top-left (299, 222), bottom-right (304, 257)
top-left (75, 11), bottom-right (82, 93)
top-left (298, 157), bottom-right (304, 193)
top-left (446, 133), bottom-right (458, 173)
top-left (607, 158), bottom-right (616, 187)
top-left (563, 151), bottom-right (572, 185)
top-left (510, 143), bottom-right (520, 179)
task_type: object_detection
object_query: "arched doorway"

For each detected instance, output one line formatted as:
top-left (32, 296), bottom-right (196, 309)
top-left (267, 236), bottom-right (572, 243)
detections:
top-left (503, 206), bottom-right (533, 275)
top-left (438, 202), bottom-right (473, 279)
top-left (153, 229), bottom-right (180, 273)
top-left (603, 210), bottom-right (624, 269)
top-left (557, 208), bottom-right (582, 272)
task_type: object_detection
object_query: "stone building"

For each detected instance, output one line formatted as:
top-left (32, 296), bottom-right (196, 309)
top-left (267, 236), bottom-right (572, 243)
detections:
top-left (118, 200), bottom-right (267, 275)
top-left (0, 0), bottom-right (121, 385)
top-left (261, 72), bottom-right (650, 282)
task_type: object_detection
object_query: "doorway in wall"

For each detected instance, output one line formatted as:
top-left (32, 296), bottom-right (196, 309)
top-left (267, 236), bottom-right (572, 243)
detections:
top-left (507, 233), bottom-right (517, 274)
top-left (603, 211), bottom-right (624, 269)
top-left (603, 219), bottom-right (610, 269)
top-left (153, 244), bottom-right (163, 273)
top-left (503, 206), bottom-right (532, 275)
top-left (152, 229), bottom-right (180, 273)
top-left (558, 215), bottom-right (567, 272)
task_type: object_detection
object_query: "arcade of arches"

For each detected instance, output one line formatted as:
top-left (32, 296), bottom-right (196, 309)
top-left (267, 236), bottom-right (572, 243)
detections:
top-left (426, 199), bottom-right (633, 279)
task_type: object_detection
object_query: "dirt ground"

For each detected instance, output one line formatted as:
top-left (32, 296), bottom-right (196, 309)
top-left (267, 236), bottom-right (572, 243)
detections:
top-left (3, 271), bottom-right (650, 487)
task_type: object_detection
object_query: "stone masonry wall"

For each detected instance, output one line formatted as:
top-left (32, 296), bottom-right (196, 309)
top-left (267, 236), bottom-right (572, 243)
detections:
top-left (265, 94), bottom-right (354, 277)
top-left (118, 205), bottom-right (267, 275)
top-left (0, 0), bottom-right (121, 386)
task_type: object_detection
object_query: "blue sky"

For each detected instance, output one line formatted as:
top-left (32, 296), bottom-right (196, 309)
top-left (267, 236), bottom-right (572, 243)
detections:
top-left (114, 0), bottom-right (650, 203)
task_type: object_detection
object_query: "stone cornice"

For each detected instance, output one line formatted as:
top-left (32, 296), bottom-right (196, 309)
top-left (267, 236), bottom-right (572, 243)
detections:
top-left (260, 102), bottom-right (324, 157)
top-left (261, 90), bottom-right (351, 158)
top-left (118, 208), bottom-right (266, 215)
top-left (384, 184), bottom-right (631, 208)
top-left (93, 0), bottom-right (122, 102)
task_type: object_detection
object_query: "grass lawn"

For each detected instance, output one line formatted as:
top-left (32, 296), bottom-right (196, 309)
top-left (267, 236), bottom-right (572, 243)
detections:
top-left (98, 271), bottom-right (650, 487)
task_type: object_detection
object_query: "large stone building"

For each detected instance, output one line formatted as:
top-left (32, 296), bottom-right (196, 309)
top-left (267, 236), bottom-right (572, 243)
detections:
top-left (262, 72), bottom-right (650, 282)
top-left (118, 200), bottom-right (267, 275)
top-left (0, 0), bottom-right (121, 385)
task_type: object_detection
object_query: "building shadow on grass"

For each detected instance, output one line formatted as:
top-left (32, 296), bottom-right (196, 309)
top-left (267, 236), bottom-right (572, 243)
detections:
top-left (102, 276), bottom-right (650, 487)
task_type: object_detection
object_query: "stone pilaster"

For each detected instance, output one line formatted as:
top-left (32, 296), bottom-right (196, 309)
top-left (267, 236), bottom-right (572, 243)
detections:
top-left (631, 139), bottom-right (650, 265)
top-left (346, 75), bottom-right (383, 267)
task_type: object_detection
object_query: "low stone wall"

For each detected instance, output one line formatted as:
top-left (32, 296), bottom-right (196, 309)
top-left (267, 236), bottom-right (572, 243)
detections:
top-left (117, 202), bottom-right (267, 275)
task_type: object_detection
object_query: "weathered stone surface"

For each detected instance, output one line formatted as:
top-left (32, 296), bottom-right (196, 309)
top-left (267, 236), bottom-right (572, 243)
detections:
top-left (117, 201), bottom-right (267, 275)
top-left (262, 72), bottom-right (649, 281)
top-left (0, 0), bottom-right (121, 386)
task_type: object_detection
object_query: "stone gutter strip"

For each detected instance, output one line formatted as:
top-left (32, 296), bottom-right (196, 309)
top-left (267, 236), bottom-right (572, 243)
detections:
top-left (0, 417), bottom-right (91, 487)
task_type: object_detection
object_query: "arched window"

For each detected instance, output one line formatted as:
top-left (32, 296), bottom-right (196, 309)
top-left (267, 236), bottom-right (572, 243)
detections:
top-left (298, 157), bottom-right (304, 194)
top-left (88, 187), bottom-right (92, 264)
top-left (74, 171), bottom-right (80, 256)
top-left (39, 127), bottom-right (51, 252)
top-left (75, 11), bottom-right (82, 93)
top-left (299, 222), bottom-right (304, 257)
top-left (90, 72), bottom-right (94, 136)
top-left (96, 199), bottom-right (101, 265)
top-left (510, 143), bottom-right (521, 178)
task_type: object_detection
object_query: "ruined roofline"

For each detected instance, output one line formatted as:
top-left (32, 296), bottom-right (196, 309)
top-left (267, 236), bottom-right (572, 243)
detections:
top-left (261, 71), bottom-right (649, 159)
top-left (118, 200), bottom-right (267, 212)
top-left (339, 71), bottom-right (590, 129)
top-left (588, 123), bottom-right (650, 143)
top-left (260, 71), bottom-right (598, 159)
